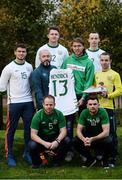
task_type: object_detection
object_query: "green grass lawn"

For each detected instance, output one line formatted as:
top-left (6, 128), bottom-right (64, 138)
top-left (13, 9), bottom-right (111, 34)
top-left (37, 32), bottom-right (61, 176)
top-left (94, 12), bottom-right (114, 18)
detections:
top-left (0, 127), bottom-right (122, 179)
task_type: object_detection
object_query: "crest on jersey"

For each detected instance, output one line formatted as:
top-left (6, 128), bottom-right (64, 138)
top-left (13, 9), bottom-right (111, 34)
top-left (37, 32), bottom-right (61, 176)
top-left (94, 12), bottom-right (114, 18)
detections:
top-left (58, 50), bottom-right (63, 55)
top-left (53, 119), bottom-right (58, 125)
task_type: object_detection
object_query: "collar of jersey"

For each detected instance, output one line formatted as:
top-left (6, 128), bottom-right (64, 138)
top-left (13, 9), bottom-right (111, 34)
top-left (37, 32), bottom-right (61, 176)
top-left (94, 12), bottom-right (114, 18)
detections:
top-left (88, 48), bottom-right (99, 52)
top-left (43, 108), bottom-right (55, 116)
top-left (47, 43), bottom-right (59, 48)
top-left (14, 60), bottom-right (25, 65)
top-left (72, 53), bottom-right (88, 60)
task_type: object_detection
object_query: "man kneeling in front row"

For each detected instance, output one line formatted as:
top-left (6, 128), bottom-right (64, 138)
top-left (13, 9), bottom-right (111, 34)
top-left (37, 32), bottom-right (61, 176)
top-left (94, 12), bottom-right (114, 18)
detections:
top-left (29, 95), bottom-right (70, 168)
top-left (73, 96), bottom-right (113, 168)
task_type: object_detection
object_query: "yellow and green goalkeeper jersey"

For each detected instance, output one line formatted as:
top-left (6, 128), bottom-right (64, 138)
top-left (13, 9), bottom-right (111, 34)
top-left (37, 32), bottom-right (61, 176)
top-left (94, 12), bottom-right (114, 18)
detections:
top-left (95, 69), bottom-right (122, 109)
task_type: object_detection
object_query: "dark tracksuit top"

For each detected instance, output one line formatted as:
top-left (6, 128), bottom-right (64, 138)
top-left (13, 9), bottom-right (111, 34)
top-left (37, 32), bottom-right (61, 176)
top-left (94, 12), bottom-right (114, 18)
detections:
top-left (30, 64), bottom-right (56, 110)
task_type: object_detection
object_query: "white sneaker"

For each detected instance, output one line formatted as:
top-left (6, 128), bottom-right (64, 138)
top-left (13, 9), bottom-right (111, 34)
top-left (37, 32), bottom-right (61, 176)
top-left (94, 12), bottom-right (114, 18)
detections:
top-left (65, 151), bottom-right (74, 162)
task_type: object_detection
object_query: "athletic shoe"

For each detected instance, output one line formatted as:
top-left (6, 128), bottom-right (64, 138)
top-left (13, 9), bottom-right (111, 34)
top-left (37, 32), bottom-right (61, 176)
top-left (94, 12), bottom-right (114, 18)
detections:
top-left (7, 157), bottom-right (16, 167)
top-left (23, 152), bottom-right (32, 165)
top-left (65, 151), bottom-right (74, 162)
top-left (109, 158), bottom-right (116, 168)
top-left (109, 163), bottom-right (115, 168)
top-left (82, 158), bottom-right (96, 168)
top-left (80, 154), bottom-right (87, 162)
top-left (102, 160), bottom-right (109, 169)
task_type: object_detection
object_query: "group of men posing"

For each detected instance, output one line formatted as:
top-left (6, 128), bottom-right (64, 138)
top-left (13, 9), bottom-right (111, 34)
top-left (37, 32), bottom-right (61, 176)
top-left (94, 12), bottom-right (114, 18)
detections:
top-left (0, 26), bottom-right (122, 169)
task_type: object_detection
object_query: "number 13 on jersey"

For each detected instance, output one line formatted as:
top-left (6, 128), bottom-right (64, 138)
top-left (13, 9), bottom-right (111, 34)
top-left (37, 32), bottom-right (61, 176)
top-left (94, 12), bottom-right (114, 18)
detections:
top-left (52, 79), bottom-right (68, 97)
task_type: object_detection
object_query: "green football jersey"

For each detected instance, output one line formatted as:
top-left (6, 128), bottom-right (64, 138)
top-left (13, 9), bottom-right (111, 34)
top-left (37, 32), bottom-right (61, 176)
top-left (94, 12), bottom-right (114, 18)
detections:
top-left (31, 108), bottom-right (66, 139)
top-left (78, 108), bottom-right (109, 136)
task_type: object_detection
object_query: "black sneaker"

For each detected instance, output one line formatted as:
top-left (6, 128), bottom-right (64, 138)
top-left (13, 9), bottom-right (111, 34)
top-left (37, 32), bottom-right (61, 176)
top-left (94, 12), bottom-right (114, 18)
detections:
top-left (82, 158), bottom-right (96, 168)
top-left (102, 160), bottom-right (109, 169)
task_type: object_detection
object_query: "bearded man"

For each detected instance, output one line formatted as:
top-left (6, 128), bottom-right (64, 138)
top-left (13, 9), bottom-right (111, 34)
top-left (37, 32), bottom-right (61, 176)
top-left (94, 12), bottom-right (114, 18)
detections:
top-left (31, 49), bottom-right (56, 110)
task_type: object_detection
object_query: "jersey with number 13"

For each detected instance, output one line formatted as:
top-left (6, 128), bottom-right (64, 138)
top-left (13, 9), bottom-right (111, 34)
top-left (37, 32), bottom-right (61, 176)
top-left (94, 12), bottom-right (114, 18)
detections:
top-left (49, 68), bottom-right (78, 115)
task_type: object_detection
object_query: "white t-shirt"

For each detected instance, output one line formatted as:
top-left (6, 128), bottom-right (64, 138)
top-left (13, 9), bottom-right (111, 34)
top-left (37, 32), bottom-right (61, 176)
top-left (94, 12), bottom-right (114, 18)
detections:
top-left (86, 48), bottom-right (105, 72)
top-left (0, 61), bottom-right (33, 104)
top-left (49, 68), bottom-right (78, 115)
top-left (35, 44), bottom-right (69, 69)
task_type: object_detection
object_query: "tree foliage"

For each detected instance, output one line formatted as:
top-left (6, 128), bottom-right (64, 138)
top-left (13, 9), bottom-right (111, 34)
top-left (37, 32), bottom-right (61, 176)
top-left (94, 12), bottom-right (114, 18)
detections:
top-left (58, 0), bottom-right (122, 76)
top-left (0, 0), bottom-right (122, 76)
top-left (0, 0), bottom-right (58, 70)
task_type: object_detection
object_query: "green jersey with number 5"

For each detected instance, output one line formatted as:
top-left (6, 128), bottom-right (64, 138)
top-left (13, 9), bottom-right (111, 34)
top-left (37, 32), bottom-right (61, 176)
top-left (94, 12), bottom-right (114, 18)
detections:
top-left (31, 108), bottom-right (66, 139)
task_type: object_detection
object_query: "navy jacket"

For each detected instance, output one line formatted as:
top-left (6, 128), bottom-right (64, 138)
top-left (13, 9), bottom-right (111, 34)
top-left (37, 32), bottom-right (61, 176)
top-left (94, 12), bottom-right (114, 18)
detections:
top-left (30, 64), bottom-right (56, 110)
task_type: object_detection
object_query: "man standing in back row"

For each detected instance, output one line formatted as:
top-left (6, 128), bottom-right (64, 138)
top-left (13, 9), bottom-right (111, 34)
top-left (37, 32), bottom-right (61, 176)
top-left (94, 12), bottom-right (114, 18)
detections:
top-left (35, 26), bottom-right (69, 69)
top-left (0, 43), bottom-right (34, 167)
top-left (62, 37), bottom-right (94, 110)
top-left (86, 32), bottom-right (105, 72)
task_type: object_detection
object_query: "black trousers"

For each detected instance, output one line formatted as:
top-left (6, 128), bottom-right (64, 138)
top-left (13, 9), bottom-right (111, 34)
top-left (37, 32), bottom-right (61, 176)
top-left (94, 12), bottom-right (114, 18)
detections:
top-left (105, 108), bottom-right (118, 159)
top-left (65, 114), bottom-right (75, 141)
top-left (29, 136), bottom-right (70, 166)
top-left (73, 136), bottom-right (113, 161)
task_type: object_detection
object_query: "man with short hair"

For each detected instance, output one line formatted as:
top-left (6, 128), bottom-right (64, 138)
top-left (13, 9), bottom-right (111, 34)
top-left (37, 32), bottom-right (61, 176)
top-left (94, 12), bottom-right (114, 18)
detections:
top-left (31, 49), bottom-right (56, 110)
top-left (95, 52), bottom-right (122, 167)
top-left (0, 43), bottom-right (35, 166)
top-left (35, 26), bottom-right (69, 69)
top-left (29, 95), bottom-right (70, 168)
top-left (86, 32), bottom-right (105, 72)
top-left (73, 97), bottom-right (113, 168)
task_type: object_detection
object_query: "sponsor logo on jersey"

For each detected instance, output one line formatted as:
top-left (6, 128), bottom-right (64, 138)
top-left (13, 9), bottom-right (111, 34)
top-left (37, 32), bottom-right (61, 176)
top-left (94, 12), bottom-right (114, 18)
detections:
top-left (67, 64), bottom-right (85, 72)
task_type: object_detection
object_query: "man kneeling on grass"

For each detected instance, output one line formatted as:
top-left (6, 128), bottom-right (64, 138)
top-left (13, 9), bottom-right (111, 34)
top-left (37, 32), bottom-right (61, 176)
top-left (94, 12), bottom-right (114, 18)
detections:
top-left (73, 96), bottom-right (113, 168)
top-left (29, 95), bottom-right (70, 168)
